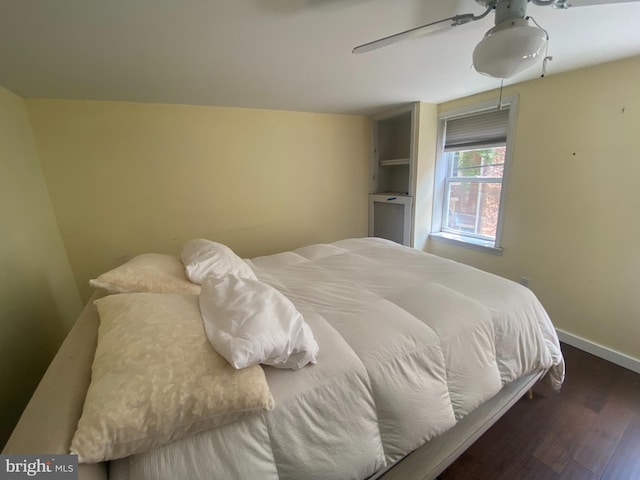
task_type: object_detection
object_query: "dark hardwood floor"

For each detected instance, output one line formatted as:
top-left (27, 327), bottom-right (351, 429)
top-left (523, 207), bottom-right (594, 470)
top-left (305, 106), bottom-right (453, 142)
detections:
top-left (440, 343), bottom-right (640, 480)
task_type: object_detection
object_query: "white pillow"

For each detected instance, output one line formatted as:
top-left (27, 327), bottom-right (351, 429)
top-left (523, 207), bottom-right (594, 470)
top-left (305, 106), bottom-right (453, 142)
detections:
top-left (199, 275), bottom-right (319, 370)
top-left (89, 253), bottom-right (201, 295)
top-left (181, 239), bottom-right (257, 284)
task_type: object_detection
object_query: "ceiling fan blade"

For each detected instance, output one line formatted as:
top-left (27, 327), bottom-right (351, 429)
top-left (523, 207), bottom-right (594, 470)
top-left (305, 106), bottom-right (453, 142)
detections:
top-left (353, 13), bottom-right (480, 54)
top-left (553, 0), bottom-right (640, 7)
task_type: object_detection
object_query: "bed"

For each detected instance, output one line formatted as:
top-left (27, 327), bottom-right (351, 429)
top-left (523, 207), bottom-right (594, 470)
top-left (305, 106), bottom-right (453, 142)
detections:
top-left (3, 237), bottom-right (564, 480)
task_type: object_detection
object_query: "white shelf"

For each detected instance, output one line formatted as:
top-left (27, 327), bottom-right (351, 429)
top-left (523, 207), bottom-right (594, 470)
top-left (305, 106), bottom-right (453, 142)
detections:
top-left (379, 158), bottom-right (410, 167)
top-left (369, 104), bottom-right (417, 247)
top-left (374, 191), bottom-right (410, 197)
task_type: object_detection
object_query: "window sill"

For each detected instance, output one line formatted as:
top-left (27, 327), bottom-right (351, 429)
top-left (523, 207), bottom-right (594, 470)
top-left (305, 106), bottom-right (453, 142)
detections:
top-left (429, 232), bottom-right (503, 256)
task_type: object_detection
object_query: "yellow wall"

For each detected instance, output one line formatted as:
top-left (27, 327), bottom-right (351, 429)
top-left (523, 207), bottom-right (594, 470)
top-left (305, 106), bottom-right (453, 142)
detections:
top-left (0, 87), bottom-right (83, 446)
top-left (413, 102), bottom-right (438, 251)
top-left (428, 56), bottom-right (640, 362)
top-left (25, 100), bottom-right (369, 300)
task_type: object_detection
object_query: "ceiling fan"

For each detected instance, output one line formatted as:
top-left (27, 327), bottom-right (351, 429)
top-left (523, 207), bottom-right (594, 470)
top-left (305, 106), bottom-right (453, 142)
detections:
top-left (353, 0), bottom-right (638, 79)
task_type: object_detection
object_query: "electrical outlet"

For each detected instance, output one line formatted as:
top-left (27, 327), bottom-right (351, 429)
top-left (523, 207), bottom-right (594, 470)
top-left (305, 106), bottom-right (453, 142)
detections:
top-left (519, 277), bottom-right (530, 288)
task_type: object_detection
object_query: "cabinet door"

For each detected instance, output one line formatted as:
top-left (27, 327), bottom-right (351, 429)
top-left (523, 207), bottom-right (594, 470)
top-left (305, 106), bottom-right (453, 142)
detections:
top-left (368, 194), bottom-right (413, 247)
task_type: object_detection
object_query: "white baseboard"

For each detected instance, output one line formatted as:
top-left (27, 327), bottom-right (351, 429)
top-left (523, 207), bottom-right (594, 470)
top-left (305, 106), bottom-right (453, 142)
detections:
top-left (556, 329), bottom-right (640, 375)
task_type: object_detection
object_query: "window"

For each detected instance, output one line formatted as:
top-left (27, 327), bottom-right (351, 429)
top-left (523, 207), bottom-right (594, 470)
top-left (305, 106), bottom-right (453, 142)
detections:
top-left (443, 145), bottom-right (505, 239)
top-left (432, 97), bottom-right (518, 254)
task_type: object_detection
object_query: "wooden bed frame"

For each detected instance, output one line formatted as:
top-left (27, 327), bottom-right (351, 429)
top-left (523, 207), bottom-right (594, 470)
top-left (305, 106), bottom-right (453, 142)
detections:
top-left (3, 293), bottom-right (546, 480)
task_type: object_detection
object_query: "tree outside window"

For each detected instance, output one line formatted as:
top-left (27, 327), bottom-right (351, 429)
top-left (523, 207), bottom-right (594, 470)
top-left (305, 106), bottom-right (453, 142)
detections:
top-left (443, 146), bottom-right (506, 240)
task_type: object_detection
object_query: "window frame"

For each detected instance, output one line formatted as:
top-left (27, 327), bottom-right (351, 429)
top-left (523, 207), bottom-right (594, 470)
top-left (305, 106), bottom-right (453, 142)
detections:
top-left (431, 96), bottom-right (519, 255)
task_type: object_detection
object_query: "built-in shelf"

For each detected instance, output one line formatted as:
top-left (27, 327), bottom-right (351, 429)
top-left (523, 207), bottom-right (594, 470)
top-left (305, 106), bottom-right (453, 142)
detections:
top-left (379, 158), bottom-right (410, 167)
top-left (369, 104), bottom-right (417, 247)
top-left (376, 191), bottom-right (410, 197)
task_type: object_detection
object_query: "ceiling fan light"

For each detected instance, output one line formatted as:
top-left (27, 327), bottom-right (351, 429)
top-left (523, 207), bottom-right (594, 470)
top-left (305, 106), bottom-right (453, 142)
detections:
top-left (472, 19), bottom-right (547, 79)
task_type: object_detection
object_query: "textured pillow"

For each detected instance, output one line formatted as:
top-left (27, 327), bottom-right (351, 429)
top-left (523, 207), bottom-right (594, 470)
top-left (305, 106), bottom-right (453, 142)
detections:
top-left (70, 293), bottom-right (274, 463)
top-left (199, 275), bottom-right (319, 370)
top-left (89, 253), bottom-right (201, 295)
top-left (181, 239), bottom-right (257, 284)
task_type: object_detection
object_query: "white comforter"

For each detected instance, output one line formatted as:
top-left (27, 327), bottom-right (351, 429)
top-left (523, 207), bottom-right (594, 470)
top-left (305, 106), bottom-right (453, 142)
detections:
top-left (110, 238), bottom-right (564, 480)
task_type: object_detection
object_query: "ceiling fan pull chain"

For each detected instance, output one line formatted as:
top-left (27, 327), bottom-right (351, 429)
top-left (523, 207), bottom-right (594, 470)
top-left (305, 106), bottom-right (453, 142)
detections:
top-left (527, 15), bottom-right (550, 42)
top-left (527, 15), bottom-right (552, 77)
top-left (542, 55), bottom-right (554, 77)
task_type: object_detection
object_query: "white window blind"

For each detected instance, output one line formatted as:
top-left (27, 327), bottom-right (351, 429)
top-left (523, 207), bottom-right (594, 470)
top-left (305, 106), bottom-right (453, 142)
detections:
top-left (444, 108), bottom-right (510, 152)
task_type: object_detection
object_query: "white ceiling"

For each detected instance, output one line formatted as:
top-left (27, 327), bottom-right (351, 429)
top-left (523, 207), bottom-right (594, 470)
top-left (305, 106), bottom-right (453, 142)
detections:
top-left (1, 0), bottom-right (639, 115)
